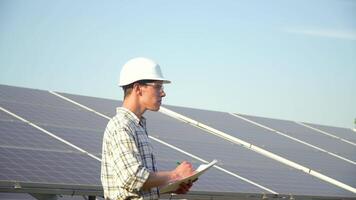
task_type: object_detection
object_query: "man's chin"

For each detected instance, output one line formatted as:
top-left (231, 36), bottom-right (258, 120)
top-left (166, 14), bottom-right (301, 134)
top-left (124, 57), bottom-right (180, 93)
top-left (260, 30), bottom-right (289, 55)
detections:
top-left (148, 106), bottom-right (160, 112)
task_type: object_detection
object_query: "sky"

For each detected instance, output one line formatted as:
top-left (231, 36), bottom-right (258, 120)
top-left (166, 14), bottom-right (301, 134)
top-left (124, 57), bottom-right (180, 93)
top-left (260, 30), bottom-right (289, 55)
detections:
top-left (0, 0), bottom-right (355, 128)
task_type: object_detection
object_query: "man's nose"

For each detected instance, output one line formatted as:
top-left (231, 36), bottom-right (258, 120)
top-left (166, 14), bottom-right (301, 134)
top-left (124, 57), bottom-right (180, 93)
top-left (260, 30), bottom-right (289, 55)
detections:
top-left (161, 90), bottom-right (166, 97)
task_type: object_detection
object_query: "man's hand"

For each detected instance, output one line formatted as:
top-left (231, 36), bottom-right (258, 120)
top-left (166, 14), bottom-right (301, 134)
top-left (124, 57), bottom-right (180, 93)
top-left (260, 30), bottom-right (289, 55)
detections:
top-left (169, 161), bottom-right (196, 194)
top-left (172, 161), bottom-right (194, 180)
top-left (174, 180), bottom-right (193, 194)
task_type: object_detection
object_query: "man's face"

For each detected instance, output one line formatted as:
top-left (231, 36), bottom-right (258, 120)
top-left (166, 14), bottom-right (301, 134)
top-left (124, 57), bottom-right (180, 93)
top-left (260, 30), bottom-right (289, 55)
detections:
top-left (140, 81), bottom-right (166, 111)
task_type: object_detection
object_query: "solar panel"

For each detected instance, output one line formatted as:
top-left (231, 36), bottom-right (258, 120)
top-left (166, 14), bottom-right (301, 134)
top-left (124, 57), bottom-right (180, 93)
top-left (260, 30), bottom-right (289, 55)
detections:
top-left (0, 120), bottom-right (101, 187)
top-left (0, 85), bottom-right (79, 109)
top-left (0, 91), bottom-right (107, 157)
top-left (145, 110), bottom-right (355, 196)
top-left (1, 85), bottom-right (355, 199)
top-left (0, 109), bottom-right (18, 121)
top-left (56, 93), bottom-right (266, 193)
top-left (0, 86), bottom-right (103, 197)
top-left (238, 114), bottom-right (356, 161)
top-left (304, 122), bottom-right (356, 144)
top-left (163, 105), bottom-right (356, 195)
top-left (0, 120), bottom-right (73, 152)
top-left (53, 92), bottom-right (355, 196)
top-left (41, 125), bottom-right (103, 157)
top-left (0, 193), bottom-right (103, 200)
top-left (1, 101), bottom-right (107, 131)
top-left (0, 146), bottom-right (100, 185)
top-left (151, 139), bottom-right (262, 193)
top-left (58, 92), bottom-right (119, 117)
top-left (0, 85), bottom-right (265, 197)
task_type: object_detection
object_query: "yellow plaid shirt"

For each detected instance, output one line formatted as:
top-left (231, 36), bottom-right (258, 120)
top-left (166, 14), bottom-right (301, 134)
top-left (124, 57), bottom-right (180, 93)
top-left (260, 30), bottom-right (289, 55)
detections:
top-left (101, 107), bottom-right (159, 200)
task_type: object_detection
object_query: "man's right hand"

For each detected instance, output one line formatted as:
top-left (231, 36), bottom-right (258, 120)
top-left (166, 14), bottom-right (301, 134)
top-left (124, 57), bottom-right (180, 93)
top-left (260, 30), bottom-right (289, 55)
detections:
top-left (172, 161), bottom-right (194, 181)
top-left (171, 161), bottom-right (195, 194)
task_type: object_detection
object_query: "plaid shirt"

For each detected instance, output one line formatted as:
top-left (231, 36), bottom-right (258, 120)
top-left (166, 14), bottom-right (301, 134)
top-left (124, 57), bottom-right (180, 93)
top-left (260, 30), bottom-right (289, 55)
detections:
top-left (101, 107), bottom-right (159, 200)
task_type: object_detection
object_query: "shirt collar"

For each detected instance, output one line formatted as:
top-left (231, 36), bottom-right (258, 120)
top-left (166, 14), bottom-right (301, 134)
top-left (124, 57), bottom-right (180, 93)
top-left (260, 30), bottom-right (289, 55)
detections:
top-left (117, 107), bottom-right (146, 126)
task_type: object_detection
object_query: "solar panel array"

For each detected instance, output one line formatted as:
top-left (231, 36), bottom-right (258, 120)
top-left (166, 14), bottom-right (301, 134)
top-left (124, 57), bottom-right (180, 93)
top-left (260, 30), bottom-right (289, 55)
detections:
top-left (0, 84), bottom-right (355, 200)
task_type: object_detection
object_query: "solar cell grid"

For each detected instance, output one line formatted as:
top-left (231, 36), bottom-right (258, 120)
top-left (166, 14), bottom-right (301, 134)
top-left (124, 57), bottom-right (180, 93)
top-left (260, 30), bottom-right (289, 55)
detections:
top-left (57, 93), bottom-right (266, 193)
top-left (59, 92), bottom-right (119, 117)
top-left (0, 85), bottom-right (79, 109)
top-left (304, 122), bottom-right (356, 144)
top-left (145, 111), bottom-right (355, 196)
top-left (0, 110), bottom-right (17, 121)
top-left (0, 147), bottom-right (100, 186)
top-left (1, 101), bottom-right (107, 131)
top-left (151, 140), bottom-right (264, 193)
top-left (42, 125), bottom-right (103, 156)
top-left (0, 86), bottom-right (103, 196)
top-left (0, 120), bottom-right (74, 152)
top-left (0, 193), bottom-right (35, 200)
top-left (45, 92), bottom-right (273, 193)
top-left (56, 92), bottom-right (356, 197)
top-left (0, 193), bottom-right (100, 200)
top-left (2, 100), bottom-right (107, 159)
top-left (1, 88), bottom-right (264, 195)
top-left (164, 105), bottom-right (356, 188)
top-left (1, 85), bottom-right (355, 198)
top-left (239, 114), bottom-right (356, 161)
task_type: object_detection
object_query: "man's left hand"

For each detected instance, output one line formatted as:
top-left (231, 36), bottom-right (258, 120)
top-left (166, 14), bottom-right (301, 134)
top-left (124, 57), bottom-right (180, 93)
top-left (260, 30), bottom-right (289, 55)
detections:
top-left (174, 181), bottom-right (193, 194)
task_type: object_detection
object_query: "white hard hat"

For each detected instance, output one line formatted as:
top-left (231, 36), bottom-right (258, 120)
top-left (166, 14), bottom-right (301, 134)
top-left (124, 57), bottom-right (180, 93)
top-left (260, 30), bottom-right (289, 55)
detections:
top-left (119, 57), bottom-right (171, 86)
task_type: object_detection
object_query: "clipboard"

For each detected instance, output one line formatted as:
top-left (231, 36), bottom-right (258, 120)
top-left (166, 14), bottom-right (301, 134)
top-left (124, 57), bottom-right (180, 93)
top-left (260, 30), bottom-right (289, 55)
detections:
top-left (160, 160), bottom-right (217, 194)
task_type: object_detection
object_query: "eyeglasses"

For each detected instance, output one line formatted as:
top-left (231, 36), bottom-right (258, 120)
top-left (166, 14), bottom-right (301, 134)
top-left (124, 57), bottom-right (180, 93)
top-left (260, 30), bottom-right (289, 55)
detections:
top-left (143, 82), bottom-right (164, 92)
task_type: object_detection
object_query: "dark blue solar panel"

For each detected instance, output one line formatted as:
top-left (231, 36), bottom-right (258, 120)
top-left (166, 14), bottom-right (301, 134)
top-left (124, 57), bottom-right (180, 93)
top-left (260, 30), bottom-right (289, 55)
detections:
top-left (304, 123), bottom-right (356, 144)
top-left (1, 101), bottom-right (107, 131)
top-left (0, 120), bottom-right (73, 152)
top-left (239, 114), bottom-right (356, 161)
top-left (59, 92), bottom-right (120, 117)
top-left (2, 85), bottom-right (355, 198)
top-left (42, 125), bottom-right (103, 157)
top-left (0, 85), bottom-right (79, 109)
top-left (58, 91), bottom-right (265, 193)
top-left (163, 106), bottom-right (356, 196)
top-left (1, 86), bottom-right (265, 194)
top-left (151, 139), bottom-right (263, 193)
top-left (1, 98), bottom-right (107, 157)
top-left (0, 110), bottom-right (17, 121)
top-left (0, 193), bottom-right (34, 200)
top-left (0, 85), bottom-right (102, 195)
top-left (0, 193), bottom-right (99, 200)
top-left (2, 92), bottom-right (263, 193)
top-left (56, 92), bottom-right (356, 197)
top-left (0, 147), bottom-right (100, 186)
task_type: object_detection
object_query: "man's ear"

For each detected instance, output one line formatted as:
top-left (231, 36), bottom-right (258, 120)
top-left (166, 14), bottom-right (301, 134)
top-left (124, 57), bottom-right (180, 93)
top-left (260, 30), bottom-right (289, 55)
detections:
top-left (132, 83), bottom-right (143, 96)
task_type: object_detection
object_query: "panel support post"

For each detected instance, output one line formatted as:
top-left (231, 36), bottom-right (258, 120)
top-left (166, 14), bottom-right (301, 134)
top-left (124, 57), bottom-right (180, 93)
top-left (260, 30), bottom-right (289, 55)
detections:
top-left (88, 195), bottom-right (96, 200)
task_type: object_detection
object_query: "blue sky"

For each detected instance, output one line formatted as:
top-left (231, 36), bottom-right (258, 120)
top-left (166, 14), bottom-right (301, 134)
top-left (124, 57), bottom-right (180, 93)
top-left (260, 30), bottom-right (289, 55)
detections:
top-left (0, 0), bottom-right (355, 128)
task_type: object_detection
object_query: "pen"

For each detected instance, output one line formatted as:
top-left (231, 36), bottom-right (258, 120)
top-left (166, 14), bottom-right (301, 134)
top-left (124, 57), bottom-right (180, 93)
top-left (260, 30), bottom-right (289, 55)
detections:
top-left (176, 161), bottom-right (181, 165)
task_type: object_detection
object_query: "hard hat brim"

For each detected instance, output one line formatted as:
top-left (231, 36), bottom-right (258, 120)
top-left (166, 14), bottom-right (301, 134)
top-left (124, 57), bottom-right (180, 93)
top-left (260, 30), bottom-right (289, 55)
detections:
top-left (119, 78), bottom-right (171, 87)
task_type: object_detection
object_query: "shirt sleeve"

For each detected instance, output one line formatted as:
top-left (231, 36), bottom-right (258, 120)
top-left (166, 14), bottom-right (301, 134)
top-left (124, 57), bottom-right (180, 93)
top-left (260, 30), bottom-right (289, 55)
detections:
top-left (108, 125), bottom-right (150, 192)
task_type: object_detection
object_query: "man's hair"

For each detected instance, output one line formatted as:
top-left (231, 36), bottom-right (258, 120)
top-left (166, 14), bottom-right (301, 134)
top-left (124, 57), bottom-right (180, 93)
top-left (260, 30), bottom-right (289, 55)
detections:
top-left (122, 80), bottom-right (156, 99)
top-left (122, 83), bottom-right (134, 99)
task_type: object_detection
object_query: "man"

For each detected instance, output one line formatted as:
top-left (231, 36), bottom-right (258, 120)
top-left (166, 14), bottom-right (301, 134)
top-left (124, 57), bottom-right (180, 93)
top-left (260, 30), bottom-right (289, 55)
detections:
top-left (101, 57), bottom-right (194, 200)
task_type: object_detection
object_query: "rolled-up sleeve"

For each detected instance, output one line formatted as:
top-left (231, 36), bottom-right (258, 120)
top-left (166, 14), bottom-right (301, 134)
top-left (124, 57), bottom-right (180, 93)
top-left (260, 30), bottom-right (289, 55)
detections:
top-left (110, 126), bottom-right (150, 192)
